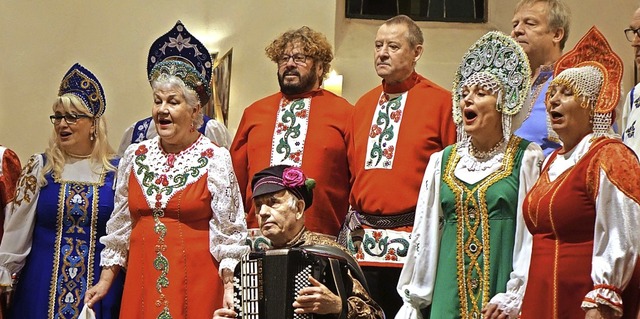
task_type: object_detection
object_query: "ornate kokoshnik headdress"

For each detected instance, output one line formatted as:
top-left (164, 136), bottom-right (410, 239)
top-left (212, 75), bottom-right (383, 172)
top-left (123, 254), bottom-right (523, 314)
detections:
top-left (452, 31), bottom-right (531, 142)
top-left (58, 63), bottom-right (106, 117)
top-left (548, 26), bottom-right (623, 138)
top-left (147, 20), bottom-right (213, 105)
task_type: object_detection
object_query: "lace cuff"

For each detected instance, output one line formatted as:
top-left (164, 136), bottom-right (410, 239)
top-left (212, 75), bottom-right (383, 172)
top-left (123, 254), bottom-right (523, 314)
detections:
top-left (0, 266), bottom-right (12, 286)
top-left (488, 292), bottom-right (521, 319)
top-left (395, 303), bottom-right (422, 319)
top-left (581, 284), bottom-right (623, 317)
top-left (219, 257), bottom-right (240, 275)
top-left (99, 247), bottom-right (128, 269)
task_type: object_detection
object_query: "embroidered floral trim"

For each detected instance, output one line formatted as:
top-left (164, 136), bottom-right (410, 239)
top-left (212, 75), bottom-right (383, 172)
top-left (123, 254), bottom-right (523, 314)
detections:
top-left (131, 136), bottom-right (216, 319)
top-left (364, 93), bottom-right (407, 170)
top-left (270, 97), bottom-right (311, 166)
top-left (345, 228), bottom-right (410, 265)
top-left (13, 155), bottom-right (39, 207)
top-left (132, 135), bottom-right (213, 210)
top-left (152, 207), bottom-right (172, 318)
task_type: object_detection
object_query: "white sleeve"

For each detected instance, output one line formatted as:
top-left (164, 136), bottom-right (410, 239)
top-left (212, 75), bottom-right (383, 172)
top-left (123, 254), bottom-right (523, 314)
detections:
top-left (99, 146), bottom-right (134, 268)
top-left (395, 151), bottom-right (444, 319)
top-left (0, 154), bottom-right (43, 285)
top-left (488, 142), bottom-right (543, 318)
top-left (581, 166), bottom-right (640, 317)
top-left (207, 147), bottom-right (249, 274)
top-left (205, 120), bottom-right (232, 150)
top-left (117, 124), bottom-right (135, 157)
top-left (619, 90), bottom-right (632, 137)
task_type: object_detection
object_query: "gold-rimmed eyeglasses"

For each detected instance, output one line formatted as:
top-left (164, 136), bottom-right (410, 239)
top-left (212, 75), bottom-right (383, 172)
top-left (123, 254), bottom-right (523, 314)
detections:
top-left (277, 54), bottom-right (308, 66)
top-left (49, 113), bottom-right (93, 125)
top-left (624, 28), bottom-right (640, 42)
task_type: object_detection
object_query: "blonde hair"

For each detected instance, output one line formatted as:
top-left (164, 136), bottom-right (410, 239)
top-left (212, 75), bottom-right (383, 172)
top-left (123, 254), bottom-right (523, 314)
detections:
top-left (41, 94), bottom-right (116, 185)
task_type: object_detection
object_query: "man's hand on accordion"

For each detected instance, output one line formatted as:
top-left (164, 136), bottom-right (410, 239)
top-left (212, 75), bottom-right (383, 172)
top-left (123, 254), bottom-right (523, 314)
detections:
top-left (293, 276), bottom-right (343, 315)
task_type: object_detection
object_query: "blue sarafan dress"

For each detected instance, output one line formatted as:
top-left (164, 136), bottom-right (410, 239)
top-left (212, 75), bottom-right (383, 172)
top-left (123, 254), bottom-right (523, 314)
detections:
top-left (0, 154), bottom-right (124, 319)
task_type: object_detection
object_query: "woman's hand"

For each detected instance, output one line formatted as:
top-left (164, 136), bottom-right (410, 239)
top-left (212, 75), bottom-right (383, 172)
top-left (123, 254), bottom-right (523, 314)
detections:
top-left (585, 305), bottom-right (617, 319)
top-left (221, 268), bottom-right (235, 309)
top-left (84, 266), bottom-right (120, 308)
top-left (84, 280), bottom-right (111, 308)
top-left (481, 303), bottom-right (509, 319)
top-left (293, 277), bottom-right (342, 315)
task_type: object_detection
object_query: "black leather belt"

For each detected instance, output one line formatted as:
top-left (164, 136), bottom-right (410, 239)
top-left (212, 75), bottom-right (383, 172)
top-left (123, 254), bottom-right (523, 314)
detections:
top-left (357, 210), bottom-right (415, 229)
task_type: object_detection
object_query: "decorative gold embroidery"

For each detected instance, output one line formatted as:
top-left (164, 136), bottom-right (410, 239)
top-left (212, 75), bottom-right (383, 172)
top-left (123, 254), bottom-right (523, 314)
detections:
top-left (528, 145), bottom-right (589, 319)
top-left (49, 173), bottom-right (103, 319)
top-left (443, 136), bottom-right (521, 318)
top-left (13, 155), bottom-right (39, 207)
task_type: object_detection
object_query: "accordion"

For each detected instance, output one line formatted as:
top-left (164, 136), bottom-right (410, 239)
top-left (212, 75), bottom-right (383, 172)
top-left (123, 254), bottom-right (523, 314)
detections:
top-left (232, 245), bottom-right (363, 319)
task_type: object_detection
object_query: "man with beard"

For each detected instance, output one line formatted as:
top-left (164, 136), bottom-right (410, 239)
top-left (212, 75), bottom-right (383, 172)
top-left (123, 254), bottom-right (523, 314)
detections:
top-left (340, 15), bottom-right (456, 317)
top-left (231, 26), bottom-right (352, 249)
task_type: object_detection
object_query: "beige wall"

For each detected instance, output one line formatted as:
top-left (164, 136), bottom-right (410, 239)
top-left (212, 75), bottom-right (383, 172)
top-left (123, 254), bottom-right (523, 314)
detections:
top-left (1, 0), bottom-right (637, 163)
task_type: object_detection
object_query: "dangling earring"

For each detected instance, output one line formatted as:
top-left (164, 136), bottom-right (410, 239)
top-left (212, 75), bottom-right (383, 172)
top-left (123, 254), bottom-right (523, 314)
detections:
top-left (90, 131), bottom-right (95, 141)
top-left (190, 123), bottom-right (195, 132)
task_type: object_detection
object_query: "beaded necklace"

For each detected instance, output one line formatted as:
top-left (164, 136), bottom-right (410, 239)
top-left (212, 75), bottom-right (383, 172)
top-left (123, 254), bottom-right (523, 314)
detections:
top-left (65, 152), bottom-right (92, 159)
top-left (468, 138), bottom-right (506, 160)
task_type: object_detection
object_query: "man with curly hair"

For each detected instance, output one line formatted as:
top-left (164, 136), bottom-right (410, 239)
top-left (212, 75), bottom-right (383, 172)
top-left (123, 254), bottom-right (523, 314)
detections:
top-left (231, 26), bottom-right (352, 249)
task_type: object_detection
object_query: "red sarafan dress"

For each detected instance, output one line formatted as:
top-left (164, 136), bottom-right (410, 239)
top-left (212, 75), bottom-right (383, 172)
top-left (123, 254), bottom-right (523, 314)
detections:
top-left (520, 136), bottom-right (640, 319)
top-left (100, 135), bottom-right (248, 319)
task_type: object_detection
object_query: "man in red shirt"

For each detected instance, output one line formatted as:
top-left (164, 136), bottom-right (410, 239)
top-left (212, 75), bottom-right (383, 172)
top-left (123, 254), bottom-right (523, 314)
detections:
top-left (231, 26), bottom-right (352, 248)
top-left (342, 15), bottom-right (456, 316)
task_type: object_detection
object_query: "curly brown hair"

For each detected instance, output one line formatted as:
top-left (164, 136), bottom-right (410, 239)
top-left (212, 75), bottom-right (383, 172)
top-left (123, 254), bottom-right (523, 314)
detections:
top-left (265, 26), bottom-right (333, 80)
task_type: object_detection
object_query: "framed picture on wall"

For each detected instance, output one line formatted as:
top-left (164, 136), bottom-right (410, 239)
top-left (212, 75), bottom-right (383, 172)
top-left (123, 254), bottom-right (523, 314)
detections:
top-left (209, 49), bottom-right (232, 127)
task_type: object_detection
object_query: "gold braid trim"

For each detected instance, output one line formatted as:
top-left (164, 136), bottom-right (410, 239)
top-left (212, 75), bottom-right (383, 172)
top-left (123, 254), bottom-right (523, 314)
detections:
top-left (443, 136), bottom-right (521, 318)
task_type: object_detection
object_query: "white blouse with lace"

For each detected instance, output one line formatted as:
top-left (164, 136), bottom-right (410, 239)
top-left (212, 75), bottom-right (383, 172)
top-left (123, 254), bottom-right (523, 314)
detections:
top-left (99, 135), bottom-right (248, 274)
top-left (395, 139), bottom-right (543, 319)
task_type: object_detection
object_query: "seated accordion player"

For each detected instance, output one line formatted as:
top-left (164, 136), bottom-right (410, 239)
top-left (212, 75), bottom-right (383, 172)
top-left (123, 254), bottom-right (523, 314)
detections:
top-left (232, 245), bottom-right (369, 319)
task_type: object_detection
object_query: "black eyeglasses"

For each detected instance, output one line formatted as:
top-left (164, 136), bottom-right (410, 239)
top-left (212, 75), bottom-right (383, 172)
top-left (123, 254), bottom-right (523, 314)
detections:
top-left (49, 113), bottom-right (92, 124)
top-left (277, 54), bottom-right (308, 66)
top-left (624, 28), bottom-right (640, 42)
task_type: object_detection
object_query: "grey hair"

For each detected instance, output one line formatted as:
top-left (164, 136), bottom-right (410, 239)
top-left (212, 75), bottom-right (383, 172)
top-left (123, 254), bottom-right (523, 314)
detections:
top-left (514, 0), bottom-right (571, 49)
top-left (383, 15), bottom-right (424, 48)
top-left (150, 74), bottom-right (204, 129)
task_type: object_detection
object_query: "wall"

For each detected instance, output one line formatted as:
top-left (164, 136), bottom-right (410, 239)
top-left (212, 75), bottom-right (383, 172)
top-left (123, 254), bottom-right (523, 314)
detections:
top-left (1, 0), bottom-right (637, 162)
top-left (333, 0), bottom-right (638, 104)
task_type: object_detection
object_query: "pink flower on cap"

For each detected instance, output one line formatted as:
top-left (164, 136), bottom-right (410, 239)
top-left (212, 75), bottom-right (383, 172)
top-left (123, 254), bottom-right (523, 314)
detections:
top-left (282, 167), bottom-right (306, 188)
